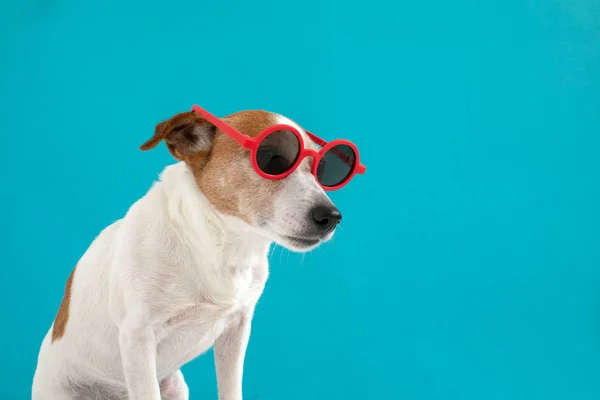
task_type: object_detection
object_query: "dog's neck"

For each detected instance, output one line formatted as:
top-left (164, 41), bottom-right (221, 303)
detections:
top-left (157, 162), bottom-right (272, 270)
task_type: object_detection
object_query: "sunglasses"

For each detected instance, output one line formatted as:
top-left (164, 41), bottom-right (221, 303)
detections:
top-left (191, 105), bottom-right (366, 190)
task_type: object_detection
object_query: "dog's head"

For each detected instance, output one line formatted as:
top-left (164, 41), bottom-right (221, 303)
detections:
top-left (141, 110), bottom-right (341, 252)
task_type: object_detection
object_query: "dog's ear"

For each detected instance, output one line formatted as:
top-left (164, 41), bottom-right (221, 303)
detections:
top-left (140, 111), bottom-right (217, 160)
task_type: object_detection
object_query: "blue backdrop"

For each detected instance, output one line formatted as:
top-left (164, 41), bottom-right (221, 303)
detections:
top-left (1, 0), bottom-right (599, 399)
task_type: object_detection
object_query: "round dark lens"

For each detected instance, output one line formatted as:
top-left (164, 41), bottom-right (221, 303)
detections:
top-left (256, 130), bottom-right (300, 176)
top-left (317, 144), bottom-right (356, 187)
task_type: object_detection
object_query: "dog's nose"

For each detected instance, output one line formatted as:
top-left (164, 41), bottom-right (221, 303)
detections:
top-left (311, 205), bottom-right (342, 233)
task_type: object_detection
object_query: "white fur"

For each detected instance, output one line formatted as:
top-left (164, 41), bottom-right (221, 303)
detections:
top-left (33, 163), bottom-right (275, 400)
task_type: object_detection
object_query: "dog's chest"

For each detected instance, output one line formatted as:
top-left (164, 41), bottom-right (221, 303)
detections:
top-left (155, 262), bottom-right (267, 374)
top-left (155, 304), bottom-right (235, 375)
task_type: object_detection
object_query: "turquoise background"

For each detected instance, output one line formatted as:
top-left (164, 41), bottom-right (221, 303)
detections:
top-left (1, 0), bottom-right (599, 399)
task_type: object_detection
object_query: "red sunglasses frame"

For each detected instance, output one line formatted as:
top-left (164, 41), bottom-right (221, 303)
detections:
top-left (191, 105), bottom-right (366, 191)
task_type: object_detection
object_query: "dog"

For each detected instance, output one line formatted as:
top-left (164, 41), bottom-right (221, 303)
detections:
top-left (32, 108), bottom-right (343, 400)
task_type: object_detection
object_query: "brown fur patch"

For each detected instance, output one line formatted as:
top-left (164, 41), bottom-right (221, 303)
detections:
top-left (179, 110), bottom-right (290, 225)
top-left (52, 267), bottom-right (76, 343)
top-left (142, 109), bottom-right (310, 226)
top-left (191, 110), bottom-right (284, 224)
top-left (222, 110), bottom-right (279, 138)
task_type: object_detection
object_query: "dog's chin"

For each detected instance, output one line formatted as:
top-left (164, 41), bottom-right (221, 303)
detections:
top-left (278, 236), bottom-right (322, 252)
top-left (272, 231), bottom-right (335, 253)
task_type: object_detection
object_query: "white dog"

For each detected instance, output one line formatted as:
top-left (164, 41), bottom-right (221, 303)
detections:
top-left (32, 108), bottom-right (343, 400)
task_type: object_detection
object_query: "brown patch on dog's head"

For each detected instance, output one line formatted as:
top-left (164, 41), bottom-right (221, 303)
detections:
top-left (195, 110), bottom-right (287, 224)
top-left (141, 110), bottom-right (286, 225)
top-left (52, 266), bottom-right (76, 343)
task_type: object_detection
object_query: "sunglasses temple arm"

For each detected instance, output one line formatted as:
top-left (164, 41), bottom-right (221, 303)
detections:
top-left (305, 131), bottom-right (328, 147)
top-left (191, 105), bottom-right (250, 147)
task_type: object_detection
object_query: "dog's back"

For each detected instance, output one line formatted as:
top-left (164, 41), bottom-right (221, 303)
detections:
top-left (33, 219), bottom-right (124, 398)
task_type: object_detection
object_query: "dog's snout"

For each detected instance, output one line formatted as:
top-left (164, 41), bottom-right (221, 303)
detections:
top-left (311, 205), bottom-right (342, 233)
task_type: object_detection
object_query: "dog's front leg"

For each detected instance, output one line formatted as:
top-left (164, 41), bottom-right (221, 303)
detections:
top-left (214, 312), bottom-right (252, 400)
top-left (119, 323), bottom-right (161, 400)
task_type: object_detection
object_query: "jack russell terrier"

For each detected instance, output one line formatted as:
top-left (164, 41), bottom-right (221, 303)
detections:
top-left (32, 105), bottom-right (365, 400)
